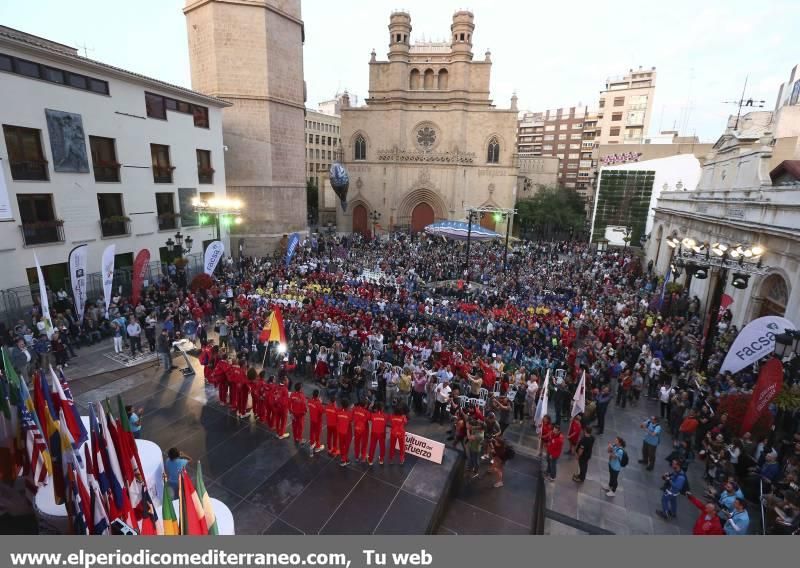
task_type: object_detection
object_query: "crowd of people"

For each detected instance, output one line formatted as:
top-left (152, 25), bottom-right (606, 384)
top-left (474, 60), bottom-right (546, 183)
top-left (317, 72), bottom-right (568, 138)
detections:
top-left (3, 231), bottom-right (798, 535)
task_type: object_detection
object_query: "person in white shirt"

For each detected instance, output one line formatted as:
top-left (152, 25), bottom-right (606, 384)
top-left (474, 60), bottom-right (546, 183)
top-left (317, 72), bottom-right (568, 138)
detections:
top-left (658, 384), bottom-right (674, 418)
top-left (127, 317), bottom-right (142, 357)
top-left (432, 382), bottom-right (452, 424)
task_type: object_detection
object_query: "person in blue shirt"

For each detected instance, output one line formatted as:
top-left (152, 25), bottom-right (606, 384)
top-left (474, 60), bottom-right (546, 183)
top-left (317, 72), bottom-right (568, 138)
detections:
top-left (657, 459), bottom-right (687, 520)
top-left (723, 498), bottom-right (750, 535)
top-left (164, 447), bottom-right (191, 496)
top-left (639, 416), bottom-right (662, 471)
top-left (125, 405), bottom-right (143, 439)
top-left (605, 437), bottom-right (626, 497)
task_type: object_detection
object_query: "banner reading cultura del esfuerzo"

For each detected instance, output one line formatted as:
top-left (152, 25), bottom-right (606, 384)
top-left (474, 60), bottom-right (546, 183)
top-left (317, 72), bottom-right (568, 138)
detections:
top-left (720, 315), bottom-right (796, 375)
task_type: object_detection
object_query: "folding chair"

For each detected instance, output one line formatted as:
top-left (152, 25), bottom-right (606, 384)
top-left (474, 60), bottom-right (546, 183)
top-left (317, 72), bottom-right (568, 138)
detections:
top-left (479, 388), bottom-right (489, 401)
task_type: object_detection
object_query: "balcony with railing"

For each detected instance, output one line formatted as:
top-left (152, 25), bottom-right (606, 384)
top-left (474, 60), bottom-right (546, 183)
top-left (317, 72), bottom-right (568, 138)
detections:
top-left (93, 161), bottom-right (121, 183)
top-left (19, 220), bottom-right (64, 246)
top-left (9, 159), bottom-right (49, 181)
top-left (100, 217), bottom-right (131, 238)
top-left (152, 165), bottom-right (175, 184)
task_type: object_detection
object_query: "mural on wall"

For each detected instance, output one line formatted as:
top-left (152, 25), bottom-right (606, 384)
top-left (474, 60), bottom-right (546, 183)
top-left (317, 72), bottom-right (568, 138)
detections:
top-left (45, 109), bottom-right (90, 173)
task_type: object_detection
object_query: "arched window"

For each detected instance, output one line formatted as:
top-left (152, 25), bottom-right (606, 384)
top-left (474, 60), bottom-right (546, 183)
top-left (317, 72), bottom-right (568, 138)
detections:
top-left (410, 69), bottom-right (421, 90)
top-left (437, 69), bottom-right (448, 90)
top-left (423, 69), bottom-right (434, 90)
top-left (354, 135), bottom-right (366, 161)
top-left (487, 137), bottom-right (500, 163)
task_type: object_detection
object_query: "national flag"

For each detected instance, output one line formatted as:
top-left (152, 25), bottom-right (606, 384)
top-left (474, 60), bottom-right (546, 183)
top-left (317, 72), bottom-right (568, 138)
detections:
top-left (34, 371), bottom-right (64, 503)
top-left (179, 470), bottom-right (208, 535)
top-left (103, 400), bottom-right (140, 510)
top-left (195, 462), bottom-right (217, 535)
top-left (92, 402), bottom-right (124, 510)
top-left (88, 405), bottom-right (111, 497)
top-left (138, 486), bottom-right (160, 535)
top-left (50, 367), bottom-right (87, 448)
top-left (0, 378), bottom-right (19, 482)
top-left (89, 478), bottom-right (110, 535)
top-left (112, 396), bottom-right (145, 513)
top-left (1, 348), bottom-right (22, 407)
top-left (20, 408), bottom-right (49, 490)
top-left (262, 307), bottom-right (287, 345)
top-left (161, 483), bottom-right (179, 536)
top-left (65, 464), bottom-right (90, 535)
top-left (571, 371), bottom-right (587, 418)
top-left (534, 369), bottom-right (551, 429)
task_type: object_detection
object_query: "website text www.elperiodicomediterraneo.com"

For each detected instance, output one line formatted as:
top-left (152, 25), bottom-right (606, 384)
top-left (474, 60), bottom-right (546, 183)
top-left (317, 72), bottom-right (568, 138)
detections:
top-left (8, 548), bottom-right (436, 568)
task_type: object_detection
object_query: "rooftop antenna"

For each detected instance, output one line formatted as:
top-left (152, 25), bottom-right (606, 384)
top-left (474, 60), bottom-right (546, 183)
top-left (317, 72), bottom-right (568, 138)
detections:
top-left (722, 75), bottom-right (765, 130)
top-left (75, 41), bottom-right (94, 58)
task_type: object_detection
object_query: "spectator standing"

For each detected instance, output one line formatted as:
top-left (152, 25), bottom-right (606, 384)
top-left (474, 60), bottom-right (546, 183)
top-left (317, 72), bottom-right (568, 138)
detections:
top-left (723, 498), bottom-right (750, 535)
top-left (545, 424), bottom-right (564, 481)
top-left (127, 317), bottom-right (142, 357)
top-left (157, 329), bottom-right (173, 371)
top-left (639, 416), bottom-right (662, 471)
top-left (10, 338), bottom-right (32, 384)
top-left (573, 425), bottom-right (595, 483)
top-left (605, 437), bottom-right (626, 497)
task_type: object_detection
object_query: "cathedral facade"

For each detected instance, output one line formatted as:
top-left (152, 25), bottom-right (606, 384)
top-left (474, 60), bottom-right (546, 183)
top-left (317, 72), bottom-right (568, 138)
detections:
top-left (339, 11), bottom-right (518, 236)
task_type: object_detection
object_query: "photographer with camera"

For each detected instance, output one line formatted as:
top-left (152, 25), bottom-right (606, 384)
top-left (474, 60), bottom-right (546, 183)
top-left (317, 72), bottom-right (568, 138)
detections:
top-left (656, 459), bottom-right (688, 520)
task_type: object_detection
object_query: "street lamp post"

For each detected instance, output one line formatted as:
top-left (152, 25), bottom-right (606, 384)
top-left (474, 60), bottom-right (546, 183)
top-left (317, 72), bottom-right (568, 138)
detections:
top-left (165, 231), bottom-right (194, 257)
top-left (464, 209), bottom-right (478, 285)
top-left (369, 210), bottom-right (382, 240)
top-left (502, 212), bottom-right (512, 273)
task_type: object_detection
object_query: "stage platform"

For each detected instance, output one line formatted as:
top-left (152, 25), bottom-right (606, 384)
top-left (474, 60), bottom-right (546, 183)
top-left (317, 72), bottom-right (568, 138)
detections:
top-left (70, 366), bottom-right (462, 535)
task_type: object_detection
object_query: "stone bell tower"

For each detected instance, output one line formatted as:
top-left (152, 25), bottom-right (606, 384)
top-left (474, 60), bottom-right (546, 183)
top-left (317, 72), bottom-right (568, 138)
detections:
top-left (184, 0), bottom-right (307, 254)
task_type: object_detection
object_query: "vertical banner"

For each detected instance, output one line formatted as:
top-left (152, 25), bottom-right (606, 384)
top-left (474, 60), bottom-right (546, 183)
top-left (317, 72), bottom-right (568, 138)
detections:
top-left (130, 249), bottom-right (150, 307)
top-left (101, 244), bottom-right (116, 317)
top-left (203, 241), bottom-right (224, 275)
top-left (741, 357), bottom-right (784, 434)
top-left (33, 253), bottom-right (54, 338)
top-left (571, 370), bottom-right (586, 418)
top-left (0, 163), bottom-right (12, 220)
top-left (68, 245), bottom-right (88, 324)
top-left (285, 233), bottom-right (300, 267)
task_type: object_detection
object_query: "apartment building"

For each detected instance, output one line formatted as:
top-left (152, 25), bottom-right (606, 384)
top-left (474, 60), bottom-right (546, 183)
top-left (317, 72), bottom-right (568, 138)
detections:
top-left (0, 26), bottom-right (228, 291)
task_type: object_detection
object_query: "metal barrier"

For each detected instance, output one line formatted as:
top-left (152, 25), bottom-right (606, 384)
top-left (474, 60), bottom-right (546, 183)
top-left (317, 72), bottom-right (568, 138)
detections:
top-left (0, 253), bottom-right (203, 327)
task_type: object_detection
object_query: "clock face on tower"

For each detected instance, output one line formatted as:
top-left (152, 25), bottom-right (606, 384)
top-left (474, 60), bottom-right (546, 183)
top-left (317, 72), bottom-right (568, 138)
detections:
top-left (416, 126), bottom-right (437, 150)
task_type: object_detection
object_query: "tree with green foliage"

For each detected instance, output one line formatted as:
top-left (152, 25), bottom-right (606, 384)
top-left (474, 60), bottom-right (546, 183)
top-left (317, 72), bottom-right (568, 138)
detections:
top-left (516, 186), bottom-right (587, 240)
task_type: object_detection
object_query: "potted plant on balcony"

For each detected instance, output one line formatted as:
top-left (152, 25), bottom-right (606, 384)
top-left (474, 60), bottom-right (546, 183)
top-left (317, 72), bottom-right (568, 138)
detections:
top-left (173, 257), bottom-right (189, 269)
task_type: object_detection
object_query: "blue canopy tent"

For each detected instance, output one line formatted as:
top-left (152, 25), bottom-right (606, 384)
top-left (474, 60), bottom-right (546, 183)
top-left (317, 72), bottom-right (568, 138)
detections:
top-left (424, 220), bottom-right (501, 241)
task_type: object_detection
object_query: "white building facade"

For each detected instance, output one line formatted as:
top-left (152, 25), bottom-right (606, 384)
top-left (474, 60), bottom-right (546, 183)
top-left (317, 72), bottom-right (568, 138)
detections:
top-left (645, 66), bottom-right (800, 328)
top-left (0, 26), bottom-right (229, 298)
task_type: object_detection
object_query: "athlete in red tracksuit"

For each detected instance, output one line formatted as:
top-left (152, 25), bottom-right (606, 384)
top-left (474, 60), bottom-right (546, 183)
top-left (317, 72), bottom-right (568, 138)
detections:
top-left (252, 373), bottom-right (268, 423)
top-left (289, 382), bottom-right (307, 443)
top-left (274, 378), bottom-right (290, 438)
top-left (308, 390), bottom-right (325, 453)
top-left (227, 363), bottom-right (247, 416)
top-left (368, 403), bottom-right (387, 465)
top-left (212, 354), bottom-right (231, 405)
top-left (324, 399), bottom-right (339, 457)
top-left (336, 400), bottom-right (354, 466)
top-left (389, 407), bottom-right (408, 464)
top-left (352, 401), bottom-right (371, 462)
top-left (265, 377), bottom-right (276, 430)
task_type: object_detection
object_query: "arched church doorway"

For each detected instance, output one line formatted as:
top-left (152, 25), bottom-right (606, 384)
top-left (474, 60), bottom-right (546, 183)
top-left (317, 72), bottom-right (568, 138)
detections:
top-left (352, 204), bottom-right (369, 237)
top-left (757, 273), bottom-right (789, 318)
top-left (411, 202), bottom-right (434, 233)
top-left (480, 212), bottom-right (496, 231)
